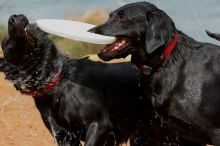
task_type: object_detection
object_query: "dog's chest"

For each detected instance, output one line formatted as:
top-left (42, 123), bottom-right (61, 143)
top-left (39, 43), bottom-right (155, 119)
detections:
top-left (151, 69), bottom-right (178, 110)
top-left (151, 62), bottom-right (215, 129)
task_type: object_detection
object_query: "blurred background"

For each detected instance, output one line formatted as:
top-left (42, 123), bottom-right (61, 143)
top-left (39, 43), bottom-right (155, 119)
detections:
top-left (1, 0), bottom-right (220, 58)
top-left (0, 0), bottom-right (219, 145)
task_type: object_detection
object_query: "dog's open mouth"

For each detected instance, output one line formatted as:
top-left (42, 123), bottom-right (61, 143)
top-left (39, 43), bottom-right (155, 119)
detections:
top-left (8, 14), bottom-right (30, 39)
top-left (98, 38), bottom-right (133, 61)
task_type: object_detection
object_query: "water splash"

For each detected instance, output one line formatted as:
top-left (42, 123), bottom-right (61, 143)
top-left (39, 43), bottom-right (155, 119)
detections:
top-left (48, 115), bottom-right (59, 139)
top-left (135, 66), bottom-right (141, 87)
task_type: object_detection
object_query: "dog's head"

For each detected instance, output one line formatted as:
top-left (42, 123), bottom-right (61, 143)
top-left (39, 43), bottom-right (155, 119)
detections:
top-left (0, 14), bottom-right (49, 69)
top-left (89, 2), bottom-right (177, 65)
top-left (0, 14), bottom-right (61, 92)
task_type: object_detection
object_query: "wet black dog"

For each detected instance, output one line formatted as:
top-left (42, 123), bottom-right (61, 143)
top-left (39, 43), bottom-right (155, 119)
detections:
top-left (89, 1), bottom-right (220, 145)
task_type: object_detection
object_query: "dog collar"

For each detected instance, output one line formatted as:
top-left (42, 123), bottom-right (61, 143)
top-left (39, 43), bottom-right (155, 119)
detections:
top-left (141, 31), bottom-right (179, 75)
top-left (20, 71), bottom-right (62, 97)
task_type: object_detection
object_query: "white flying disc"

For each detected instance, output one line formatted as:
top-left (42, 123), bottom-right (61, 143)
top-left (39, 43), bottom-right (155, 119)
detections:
top-left (36, 19), bottom-right (116, 44)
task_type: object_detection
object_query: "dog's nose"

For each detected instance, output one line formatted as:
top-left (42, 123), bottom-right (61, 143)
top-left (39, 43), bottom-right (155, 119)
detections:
top-left (88, 26), bottom-right (103, 34)
top-left (8, 14), bottom-right (29, 27)
top-left (9, 15), bottom-right (18, 26)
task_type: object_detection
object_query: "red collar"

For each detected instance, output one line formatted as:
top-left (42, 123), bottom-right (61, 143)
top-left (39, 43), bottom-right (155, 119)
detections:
top-left (162, 31), bottom-right (179, 62)
top-left (20, 71), bottom-right (62, 97)
top-left (141, 31), bottom-right (179, 75)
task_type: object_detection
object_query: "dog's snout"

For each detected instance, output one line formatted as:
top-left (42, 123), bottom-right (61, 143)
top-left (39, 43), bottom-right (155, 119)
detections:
top-left (8, 14), bottom-right (29, 38)
top-left (8, 14), bottom-right (29, 27)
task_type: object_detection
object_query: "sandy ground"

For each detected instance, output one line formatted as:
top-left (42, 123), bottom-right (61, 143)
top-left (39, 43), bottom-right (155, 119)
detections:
top-left (0, 73), bottom-right (57, 146)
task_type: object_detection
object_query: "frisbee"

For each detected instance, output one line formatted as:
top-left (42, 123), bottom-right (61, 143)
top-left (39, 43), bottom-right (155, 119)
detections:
top-left (36, 19), bottom-right (116, 44)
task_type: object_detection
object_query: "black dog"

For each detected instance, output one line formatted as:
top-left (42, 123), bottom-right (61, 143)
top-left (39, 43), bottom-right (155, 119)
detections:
top-left (89, 1), bottom-right (220, 145)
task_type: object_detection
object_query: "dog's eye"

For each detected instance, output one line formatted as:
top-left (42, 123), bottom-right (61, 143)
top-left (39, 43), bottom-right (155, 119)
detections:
top-left (116, 10), bottom-right (127, 22)
top-left (146, 12), bottom-right (152, 22)
top-left (117, 15), bottom-right (127, 22)
top-left (118, 10), bottom-right (123, 16)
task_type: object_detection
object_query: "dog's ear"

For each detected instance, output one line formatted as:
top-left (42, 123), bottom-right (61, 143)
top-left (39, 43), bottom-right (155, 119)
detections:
top-left (145, 13), bottom-right (166, 54)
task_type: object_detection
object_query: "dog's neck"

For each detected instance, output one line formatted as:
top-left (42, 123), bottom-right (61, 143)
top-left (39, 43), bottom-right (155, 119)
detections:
top-left (137, 31), bottom-right (179, 75)
top-left (4, 46), bottom-right (64, 97)
top-left (19, 70), bottom-right (62, 97)
top-left (139, 31), bottom-right (197, 76)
